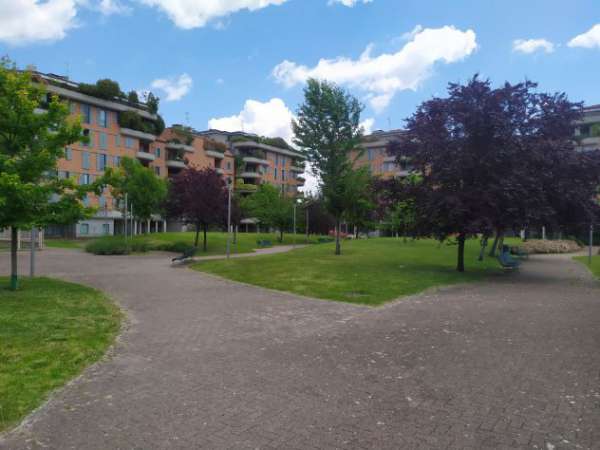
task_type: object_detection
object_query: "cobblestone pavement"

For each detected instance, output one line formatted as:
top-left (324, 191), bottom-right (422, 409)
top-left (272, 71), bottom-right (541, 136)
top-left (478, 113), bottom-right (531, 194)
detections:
top-left (1, 249), bottom-right (599, 449)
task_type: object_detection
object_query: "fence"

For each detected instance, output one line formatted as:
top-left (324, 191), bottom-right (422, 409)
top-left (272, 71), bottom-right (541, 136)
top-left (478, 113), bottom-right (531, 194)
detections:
top-left (0, 229), bottom-right (45, 250)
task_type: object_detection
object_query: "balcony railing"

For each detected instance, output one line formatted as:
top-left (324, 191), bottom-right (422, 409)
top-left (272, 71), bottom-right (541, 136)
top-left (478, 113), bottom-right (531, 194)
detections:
top-left (166, 142), bottom-right (194, 153)
top-left (166, 160), bottom-right (186, 169)
top-left (136, 151), bottom-right (156, 162)
top-left (206, 150), bottom-right (225, 159)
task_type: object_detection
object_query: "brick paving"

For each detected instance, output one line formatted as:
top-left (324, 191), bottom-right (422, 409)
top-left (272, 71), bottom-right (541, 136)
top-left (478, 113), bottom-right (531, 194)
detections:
top-left (1, 248), bottom-right (599, 449)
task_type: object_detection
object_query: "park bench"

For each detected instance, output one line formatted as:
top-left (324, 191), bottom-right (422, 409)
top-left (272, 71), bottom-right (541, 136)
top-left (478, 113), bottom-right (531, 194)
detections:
top-left (171, 247), bottom-right (196, 264)
top-left (510, 246), bottom-right (529, 259)
top-left (256, 240), bottom-right (273, 248)
top-left (497, 249), bottom-right (521, 269)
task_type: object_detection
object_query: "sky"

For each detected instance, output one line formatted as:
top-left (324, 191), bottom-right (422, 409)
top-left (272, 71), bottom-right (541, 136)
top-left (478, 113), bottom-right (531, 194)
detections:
top-left (2, 0), bottom-right (600, 191)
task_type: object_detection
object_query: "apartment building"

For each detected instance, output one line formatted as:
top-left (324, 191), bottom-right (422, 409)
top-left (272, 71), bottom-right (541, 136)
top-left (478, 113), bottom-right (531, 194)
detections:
top-left (35, 72), bottom-right (236, 238)
top-left (197, 130), bottom-right (306, 196)
top-left (352, 129), bottom-right (412, 179)
top-left (575, 104), bottom-right (600, 153)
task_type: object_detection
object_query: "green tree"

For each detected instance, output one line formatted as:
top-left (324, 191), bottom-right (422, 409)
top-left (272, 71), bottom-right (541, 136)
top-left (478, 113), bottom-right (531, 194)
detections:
top-left (293, 79), bottom-right (365, 255)
top-left (240, 184), bottom-right (293, 242)
top-left (105, 157), bottom-right (167, 228)
top-left (0, 60), bottom-right (94, 290)
top-left (342, 167), bottom-right (375, 238)
top-left (127, 90), bottom-right (140, 104)
top-left (145, 92), bottom-right (160, 115)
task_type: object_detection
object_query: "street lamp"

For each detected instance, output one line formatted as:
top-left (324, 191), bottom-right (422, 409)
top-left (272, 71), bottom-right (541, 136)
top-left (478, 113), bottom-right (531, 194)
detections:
top-left (293, 197), bottom-right (303, 249)
top-left (226, 178), bottom-right (233, 259)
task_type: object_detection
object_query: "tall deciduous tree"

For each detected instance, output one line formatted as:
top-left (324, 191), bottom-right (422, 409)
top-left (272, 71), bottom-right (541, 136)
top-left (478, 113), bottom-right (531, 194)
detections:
top-left (0, 59), bottom-right (94, 290)
top-left (293, 78), bottom-right (365, 255)
top-left (389, 75), bottom-right (600, 272)
top-left (239, 183), bottom-right (293, 242)
top-left (105, 157), bottom-right (167, 228)
top-left (167, 167), bottom-right (227, 251)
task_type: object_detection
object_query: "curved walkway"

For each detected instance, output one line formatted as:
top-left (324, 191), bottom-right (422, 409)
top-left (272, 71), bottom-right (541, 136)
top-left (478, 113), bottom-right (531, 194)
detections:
top-left (1, 249), bottom-right (599, 449)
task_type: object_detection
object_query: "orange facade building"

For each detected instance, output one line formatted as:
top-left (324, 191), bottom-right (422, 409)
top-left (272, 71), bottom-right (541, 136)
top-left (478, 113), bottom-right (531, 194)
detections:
top-left (352, 129), bottom-right (412, 179)
top-left (35, 72), bottom-right (303, 237)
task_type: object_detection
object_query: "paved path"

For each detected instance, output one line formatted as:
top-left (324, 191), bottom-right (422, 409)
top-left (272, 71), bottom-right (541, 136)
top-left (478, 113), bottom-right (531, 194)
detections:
top-left (1, 249), bottom-right (599, 449)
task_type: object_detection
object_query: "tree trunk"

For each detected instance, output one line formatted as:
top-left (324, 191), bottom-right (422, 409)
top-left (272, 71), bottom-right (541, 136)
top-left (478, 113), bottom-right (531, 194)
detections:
top-left (233, 226), bottom-right (237, 245)
top-left (10, 227), bottom-right (18, 291)
top-left (203, 224), bottom-right (208, 252)
top-left (489, 231), bottom-right (503, 257)
top-left (335, 220), bottom-right (341, 255)
top-left (457, 232), bottom-right (466, 272)
top-left (279, 229), bottom-right (283, 243)
top-left (478, 235), bottom-right (489, 261)
top-left (194, 223), bottom-right (200, 247)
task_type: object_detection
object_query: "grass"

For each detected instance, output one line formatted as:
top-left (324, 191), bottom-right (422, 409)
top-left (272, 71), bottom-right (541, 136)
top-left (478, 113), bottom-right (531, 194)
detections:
top-left (45, 239), bottom-right (87, 249)
top-left (0, 277), bottom-right (121, 432)
top-left (574, 255), bottom-right (600, 279)
top-left (84, 231), bottom-right (321, 256)
top-left (192, 238), bottom-right (503, 306)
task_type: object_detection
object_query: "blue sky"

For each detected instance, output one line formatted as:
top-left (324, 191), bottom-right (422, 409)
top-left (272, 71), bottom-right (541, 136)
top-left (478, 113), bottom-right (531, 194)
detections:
top-left (2, 0), bottom-right (600, 142)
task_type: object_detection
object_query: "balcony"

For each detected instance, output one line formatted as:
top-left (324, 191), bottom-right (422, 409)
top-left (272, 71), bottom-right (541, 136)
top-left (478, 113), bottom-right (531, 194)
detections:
top-left (243, 156), bottom-right (269, 166)
top-left (121, 128), bottom-right (157, 142)
top-left (206, 150), bottom-right (225, 159)
top-left (166, 160), bottom-right (186, 169)
top-left (240, 171), bottom-right (262, 179)
top-left (215, 168), bottom-right (224, 175)
top-left (290, 165), bottom-right (305, 173)
top-left (166, 142), bottom-right (194, 153)
top-left (136, 151), bottom-right (156, 162)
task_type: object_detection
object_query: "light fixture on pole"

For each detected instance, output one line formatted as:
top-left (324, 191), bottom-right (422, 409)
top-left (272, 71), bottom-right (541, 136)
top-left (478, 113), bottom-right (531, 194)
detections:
top-left (226, 178), bottom-right (233, 259)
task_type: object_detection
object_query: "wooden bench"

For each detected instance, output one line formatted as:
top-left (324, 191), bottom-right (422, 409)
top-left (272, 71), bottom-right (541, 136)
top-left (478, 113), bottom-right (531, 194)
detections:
top-left (256, 240), bottom-right (273, 248)
top-left (171, 247), bottom-right (196, 263)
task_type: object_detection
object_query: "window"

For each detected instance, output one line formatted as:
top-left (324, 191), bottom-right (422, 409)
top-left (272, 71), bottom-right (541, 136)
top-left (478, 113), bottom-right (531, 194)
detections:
top-left (85, 130), bottom-right (94, 148)
top-left (69, 102), bottom-right (76, 114)
top-left (154, 166), bottom-right (160, 176)
top-left (102, 223), bottom-right (110, 235)
top-left (155, 148), bottom-right (161, 157)
top-left (98, 109), bottom-right (108, 128)
top-left (281, 156), bottom-right (286, 167)
top-left (275, 154), bottom-right (279, 166)
top-left (58, 170), bottom-right (71, 179)
top-left (99, 132), bottom-right (108, 149)
top-left (81, 104), bottom-right (91, 124)
top-left (368, 148), bottom-right (376, 161)
top-left (125, 137), bottom-right (134, 149)
top-left (383, 161), bottom-right (396, 172)
top-left (274, 167), bottom-right (278, 180)
top-left (82, 151), bottom-right (90, 169)
top-left (79, 173), bottom-right (91, 185)
top-left (226, 161), bottom-right (231, 170)
top-left (99, 196), bottom-right (106, 208)
top-left (112, 156), bottom-right (121, 167)
top-left (115, 135), bottom-right (121, 147)
top-left (97, 153), bottom-right (107, 171)
top-left (79, 223), bottom-right (89, 235)
top-left (282, 169), bottom-right (286, 181)
top-left (65, 147), bottom-right (72, 160)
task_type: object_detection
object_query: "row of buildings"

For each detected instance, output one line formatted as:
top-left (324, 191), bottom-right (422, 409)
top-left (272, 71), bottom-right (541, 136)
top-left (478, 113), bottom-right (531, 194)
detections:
top-left (37, 71), bottom-right (600, 237)
top-left (35, 72), bottom-right (307, 237)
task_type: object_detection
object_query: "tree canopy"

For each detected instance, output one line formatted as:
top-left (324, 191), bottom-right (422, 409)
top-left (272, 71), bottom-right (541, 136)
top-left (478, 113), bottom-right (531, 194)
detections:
top-left (293, 78), bottom-right (367, 254)
top-left (105, 157), bottom-right (167, 223)
top-left (167, 167), bottom-right (228, 250)
top-left (388, 75), bottom-right (600, 271)
top-left (0, 59), bottom-right (96, 289)
top-left (239, 183), bottom-right (294, 242)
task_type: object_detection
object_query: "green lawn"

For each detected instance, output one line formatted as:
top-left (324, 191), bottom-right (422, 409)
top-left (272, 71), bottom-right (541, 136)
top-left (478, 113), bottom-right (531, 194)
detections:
top-left (574, 255), bottom-right (600, 278)
top-left (192, 238), bottom-right (503, 306)
top-left (45, 238), bottom-right (87, 249)
top-left (0, 277), bottom-right (121, 432)
top-left (85, 231), bottom-right (320, 256)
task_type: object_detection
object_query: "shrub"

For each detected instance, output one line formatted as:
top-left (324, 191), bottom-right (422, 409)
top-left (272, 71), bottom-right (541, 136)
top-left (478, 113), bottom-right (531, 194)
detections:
top-left (519, 239), bottom-right (581, 254)
top-left (85, 237), bottom-right (149, 255)
top-left (153, 241), bottom-right (196, 254)
top-left (79, 79), bottom-right (124, 100)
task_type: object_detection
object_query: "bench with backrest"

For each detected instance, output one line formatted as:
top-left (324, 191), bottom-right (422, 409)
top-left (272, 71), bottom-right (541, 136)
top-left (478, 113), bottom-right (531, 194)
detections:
top-left (256, 240), bottom-right (273, 248)
top-left (497, 246), bottom-right (521, 269)
top-left (171, 247), bottom-right (196, 263)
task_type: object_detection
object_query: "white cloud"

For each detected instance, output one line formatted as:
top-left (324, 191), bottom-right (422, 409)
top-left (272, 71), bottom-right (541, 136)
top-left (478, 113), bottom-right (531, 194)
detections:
top-left (138, 0), bottom-right (288, 29)
top-left (568, 24), bottom-right (600, 49)
top-left (329, 0), bottom-right (372, 6)
top-left (208, 98), bottom-right (295, 142)
top-left (512, 38), bottom-right (554, 54)
top-left (0, 0), bottom-right (78, 45)
top-left (360, 118), bottom-right (375, 134)
top-left (272, 25), bottom-right (477, 113)
top-left (96, 0), bottom-right (131, 15)
top-left (150, 73), bottom-right (193, 101)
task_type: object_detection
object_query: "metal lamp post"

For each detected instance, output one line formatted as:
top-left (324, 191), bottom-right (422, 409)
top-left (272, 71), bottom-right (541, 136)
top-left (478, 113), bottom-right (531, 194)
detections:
top-left (226, 179), bottom-right (233, 259)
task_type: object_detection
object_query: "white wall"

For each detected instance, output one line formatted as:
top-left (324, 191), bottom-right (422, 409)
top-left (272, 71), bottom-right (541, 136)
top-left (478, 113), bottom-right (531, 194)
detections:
top-left (76, 219), bottom-right (114, 237)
